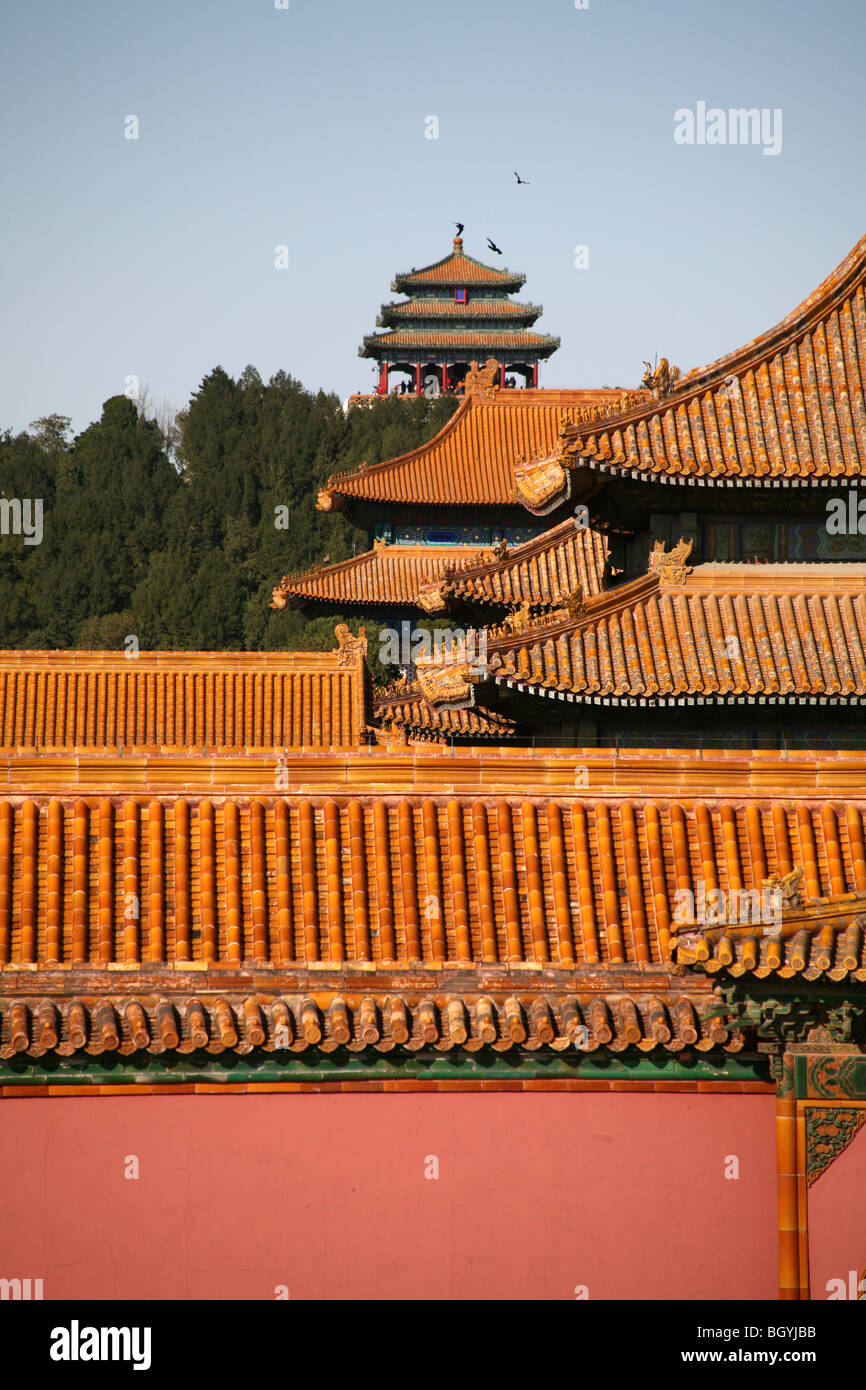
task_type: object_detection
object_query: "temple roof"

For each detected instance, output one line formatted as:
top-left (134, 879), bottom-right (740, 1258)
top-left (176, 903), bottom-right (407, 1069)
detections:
top-left (541, 232), bottom-right (866, 496)
top-left (0, 647), bottom-right (370, 751)
top-left (380, 298), bottom-right (541, 324)
top-left (417, 519), bottom-right (609, 613)
top-left (1, 736), bottom-right (863, 1063)
top-left (360, 329), bottom-right (559, 357)
top-left (1, 786), bottom-right (863, 971)
top-left (392, 238), bottom-right (525, 292)
top-left (271, 543), bottom-right (481, 609)
top-left (373, 690), bottom-right (520, 743)
top-left (485, 561), bottom-right (866, 705)
top-left (318, 387), bottom-right (627, 510)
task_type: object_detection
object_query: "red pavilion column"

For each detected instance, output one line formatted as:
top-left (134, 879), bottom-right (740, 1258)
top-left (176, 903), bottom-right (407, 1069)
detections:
top-left (378, 362), bottom-right (389, 394)
top-left (500, 363), bottom-right (505, 389)
top-left (441, 362), bottom-right (448, 392)
top-left (532, 362), bottom-right (538, 387)
top-left (415, 363), bottom-right (421, 395)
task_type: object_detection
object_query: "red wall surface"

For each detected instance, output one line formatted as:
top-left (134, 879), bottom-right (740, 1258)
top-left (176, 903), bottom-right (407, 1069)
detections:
top-left (0, 1092), bottom-right (777, 1300)
top-left (808, 1120), bottom-right (866, 1300)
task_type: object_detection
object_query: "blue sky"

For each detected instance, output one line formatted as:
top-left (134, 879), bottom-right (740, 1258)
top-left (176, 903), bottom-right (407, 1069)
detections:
top-left (1, 0), bottom-right (864, 434)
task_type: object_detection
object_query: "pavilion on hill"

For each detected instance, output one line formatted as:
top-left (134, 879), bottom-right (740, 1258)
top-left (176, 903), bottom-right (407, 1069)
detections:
top-left (359, 235), bottom-right (560, 397)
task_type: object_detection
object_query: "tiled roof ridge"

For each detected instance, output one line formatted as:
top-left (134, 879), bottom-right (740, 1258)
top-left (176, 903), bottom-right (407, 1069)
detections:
top-left (323, 394), bottom-right (475, 493)
top-left (382, 297), bottom-right (542, 317)
top-left (0, 644), bottom-right (371, 751)
top-left (486, 571), bottom-right (659, 651)
top-left (273, 543), bottom-right (483, 609)
top-left (439, 518), bottom-right (609, 592)
top-left (674, 561), bottom-right (866, 594)
top-left (371, 693), bottom-right (520, 743)
top-left (675, 232), bottom-right (866, 394)
top-left (486, 565), bottom-right (866, 701)
top-left (0, 648), bottom-right (357, 670)
top-left (362, 330), bottom-right (559, 350)
top-left (0, 792), bottom-right (864, 986)
top-left (320, 389), bottom-right (628, 501)
top-left (559, 232), bottom-right (866, 455)
top-left (392, 240), bottom-right (525, 289)
top-left (448, 518), bottom-right (575, 575)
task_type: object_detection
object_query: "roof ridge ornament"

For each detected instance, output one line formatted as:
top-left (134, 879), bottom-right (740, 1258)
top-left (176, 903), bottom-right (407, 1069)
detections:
top-left (564, 584), bottom-right (587, 620)
top-left (641, 357), bottom-right (682, 399)
top-left (463, 358), bottom-right (500, 401)
top-left (564, 392), bottom-right (647, 435)
top-left (761, 866), bottom-right (804, 909)
top-left (334, 623), bottom-right (368, 666)
top-left (649, 536), bottom-right (693, 585)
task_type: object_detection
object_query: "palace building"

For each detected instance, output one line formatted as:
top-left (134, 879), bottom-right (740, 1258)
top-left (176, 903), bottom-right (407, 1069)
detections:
top-left (1, 234), bottom-right (864, 1303)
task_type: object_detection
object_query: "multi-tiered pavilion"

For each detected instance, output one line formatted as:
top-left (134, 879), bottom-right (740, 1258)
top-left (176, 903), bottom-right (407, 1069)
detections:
top-left (359, 235), bottom-right (560, 397)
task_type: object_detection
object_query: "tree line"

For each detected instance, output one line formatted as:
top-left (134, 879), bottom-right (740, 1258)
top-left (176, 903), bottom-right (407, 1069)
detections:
top-left (0, 368), bottom-right (458, 663)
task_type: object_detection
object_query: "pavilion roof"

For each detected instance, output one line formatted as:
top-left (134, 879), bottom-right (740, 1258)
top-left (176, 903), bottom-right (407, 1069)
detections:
top-left (392, 237), bottom-right (525, 292)
top-left (373, 690), bottom-right (520, 742)
top-left (520, 232), bottom-right (866, 506)
top-left (360, 329), bottom-right (560, 357)
top-left (272, 543), bottom-right (482, 609)
top-left (318, 387), bottom-right (630, 510)
top-left (417, 519), bottom-right (609, 613)
top-left (0, 646), bottom-right (369, 752)
top-left (380, 298), bottom-right (541, 324)
top-left (485, 561), bottom-right (866, 705)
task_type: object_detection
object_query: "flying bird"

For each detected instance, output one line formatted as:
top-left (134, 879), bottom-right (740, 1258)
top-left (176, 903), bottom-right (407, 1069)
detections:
top-left (514, 171), bottom-right (530, 184)
top-left (455, 221), bottom-right (464, 236)
top-left (487, 238), bottom-right (503, 255)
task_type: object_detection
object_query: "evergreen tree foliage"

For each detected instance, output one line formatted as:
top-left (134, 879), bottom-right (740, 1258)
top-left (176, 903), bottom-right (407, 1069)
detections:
top-left (0, 373), bottom-right (459, 664)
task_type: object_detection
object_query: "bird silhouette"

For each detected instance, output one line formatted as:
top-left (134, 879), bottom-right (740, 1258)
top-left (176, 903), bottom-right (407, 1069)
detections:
top-left (514, 171), bottom-right (530, 184)
top-left (455, 221), bottom-right (464, 236)
top-left (487, 238), bottom-right (503, 255)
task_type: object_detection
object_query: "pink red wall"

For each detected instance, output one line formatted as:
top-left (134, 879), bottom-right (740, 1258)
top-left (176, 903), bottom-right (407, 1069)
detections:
top-left (0, 1092), bottom-right (777, 1300)
top-left (808, 1120), bottom-right (866, 1300)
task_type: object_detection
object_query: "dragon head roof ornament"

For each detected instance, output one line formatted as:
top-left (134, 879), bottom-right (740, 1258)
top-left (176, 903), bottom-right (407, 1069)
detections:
top-left (417, 581), bottom-right (448, 613)
top-left (761, 866), bottom-right (805, 909)
top-left (641, 358), bottom-right (682, 399)
top-left (334, 623), bottom-right (368, 666)
top-left (649, 536), bottom-right (693, 585)
top-left (463, 358), bottom-right (500, 402)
